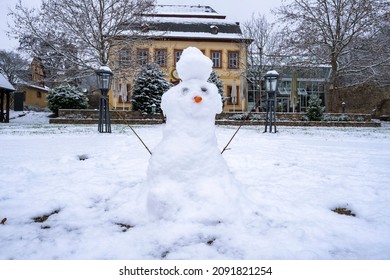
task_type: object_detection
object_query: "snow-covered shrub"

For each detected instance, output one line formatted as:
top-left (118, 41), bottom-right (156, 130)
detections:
top-left (356, 116), bottom-right (365, 122)
top-left (322, 115), bottom-right (338, 122)
top-left (131, 63), bottom-right (171, 114)
top-left (47, 84), bottom-right (88, 116)
top-left (229, 113), bottom-right (250, 120)
top-left (305, 95), bottom-right (324, 121)
top-left (208, 70), bottom-right (224, 97)
top-left (338, 114), bottom-right (351, 121)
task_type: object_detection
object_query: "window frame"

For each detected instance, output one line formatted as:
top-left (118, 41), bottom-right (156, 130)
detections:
top-left (210, 50), bottom-right (222, 68)
top-left (174, 49), bottom-right (183, 66)
top-left (137, 48), bottom-right (149, 66)
top-left (228, 51), bottom-right (240, 69)
top-left (155, 48), bottom-right (167, 67)
top-left (119, 48), bottom-right (131, 66)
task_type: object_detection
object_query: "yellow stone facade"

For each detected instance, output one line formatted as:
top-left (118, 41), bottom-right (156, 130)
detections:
top-left (18, 84), bottom-right (49, 109)
top-left (110, 41), bottom-right (248, 112)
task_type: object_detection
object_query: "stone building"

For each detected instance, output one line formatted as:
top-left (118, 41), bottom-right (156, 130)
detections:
top-left (109, 5), bottom-right (251, 112)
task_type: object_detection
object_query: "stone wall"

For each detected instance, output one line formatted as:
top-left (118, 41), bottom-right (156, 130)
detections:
top-left (58, 109), bottom-right (163, 120)
top-left (328, 85), bottom-right (390, 117)
top-left (217, 112), bottom-right (372, 122)
top-left (51, 109), bottom-right (380, 127)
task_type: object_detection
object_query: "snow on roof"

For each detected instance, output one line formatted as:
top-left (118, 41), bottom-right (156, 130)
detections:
top-left (122, 5), bottom-right (250, 41)
top-left (152, 16), bottom-right (237, 25)
top-left (148, 30), bottom-right (243, 40)
top-left (26, 83), bottom-right (50, 91)
top-left (17, 81), bottom-right (50, 91)
top-left (139, 15), bottom-right (245, 41)
top-left (0, 73), bottom-right (15, 92)
top-left (152, 5), bottom-right (223, 18)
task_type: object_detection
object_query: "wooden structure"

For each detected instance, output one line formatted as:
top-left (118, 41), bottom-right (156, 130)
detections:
top-left (0, 73), bottom-right (15, 123)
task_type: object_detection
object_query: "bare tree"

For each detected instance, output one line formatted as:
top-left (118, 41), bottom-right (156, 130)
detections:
top-left (8, 0), bottom-right (156, 84)
top-left (0, 50), bottom-right (29, 85)
top-left (241, 13), bottom-right (282, 111)
top-left (276, 0), bottom-right (390, 89)
top-left (340, 18), bottom-right (390, 87)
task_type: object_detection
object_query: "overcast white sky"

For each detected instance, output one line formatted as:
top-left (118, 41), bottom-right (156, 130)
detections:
top-left (1, 0), bottom-right (284, 51)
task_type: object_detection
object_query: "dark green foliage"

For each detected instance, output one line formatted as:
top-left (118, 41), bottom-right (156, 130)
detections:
top-left (208, 70), bottom-right (224, 97)
top-left (131, 63), bottom-right (171, 114)
top-left (305, 95), bottom-right (324, 121)
top-left (47, 84), bottom-right (88, 116)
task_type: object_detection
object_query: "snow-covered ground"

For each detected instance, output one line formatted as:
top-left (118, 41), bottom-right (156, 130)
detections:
top-left (1, 111), bottom-right (389, 260)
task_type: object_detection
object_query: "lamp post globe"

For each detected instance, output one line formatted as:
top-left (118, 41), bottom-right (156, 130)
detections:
top-left (96, 65), bottom-right (113, 133)
top-left (264, 70), bottom-right (279, 93)
top-left (151, 103), bottom-right (157, 114)
top-left (264, 70), bottom-right (279, 133)
top-left (342, 101), bottom-right (346, 114)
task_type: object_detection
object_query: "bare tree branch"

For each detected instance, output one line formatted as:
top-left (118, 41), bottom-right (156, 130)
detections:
top-left (8, 0), bottom-right (156, 86)
top-left (0, 50), bottom-right (29, 85)
top-left (275, 0), bottom-right (390, 88)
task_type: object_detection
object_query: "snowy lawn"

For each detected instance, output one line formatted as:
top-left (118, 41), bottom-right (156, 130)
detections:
top-left (1, 112), bottom-right (390, 259)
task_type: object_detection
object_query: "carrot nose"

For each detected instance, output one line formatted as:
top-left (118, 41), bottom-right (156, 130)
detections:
top-left (194, 96), bottom-right (202, 103)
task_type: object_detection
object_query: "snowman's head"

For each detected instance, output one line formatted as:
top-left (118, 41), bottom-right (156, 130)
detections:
top-left (161, 79), bottom-right (222, 120)
top-left (161, 46), bottom-right (222, 120)
top-left (176, 47), bottom-right (212, 82)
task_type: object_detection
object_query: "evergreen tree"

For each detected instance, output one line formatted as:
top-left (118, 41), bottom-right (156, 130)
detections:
top-left (208, 70), bottom-right (224, 97)
top-left (131, 63), bottom-right (171, 114)
top-left (305, 95), bottom-right (324, 121)
top-left (47, 84), bottom-right (88, 116)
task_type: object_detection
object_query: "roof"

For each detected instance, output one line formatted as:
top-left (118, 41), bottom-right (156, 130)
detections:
top-left (0, 73), bottom-right (15, 92)
top-left (136, 5), bottom-right (250, 42)
top-left (151, 5), bottom-right (224, 19)
top-left (18, 82), bottom-right (50, 92)
top-left (152, 19), bottom-right (241, 34)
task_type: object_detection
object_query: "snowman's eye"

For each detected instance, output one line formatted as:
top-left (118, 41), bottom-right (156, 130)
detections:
top-left (201, 87), bottom-right (208, 94)
top-left (181, 87), bottom-right (189, 95)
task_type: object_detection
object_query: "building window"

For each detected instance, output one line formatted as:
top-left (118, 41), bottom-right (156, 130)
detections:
top-left (36, 91), bottom-right (42, 98)
top-left (211, 51), bottom-right (222, 68)
top-left (228, 51), bottom-right (239, 69)
top-left (155, 49), bottom-right (167, 67)
top-left (119, 48), bottom-right (131, 66)
top-left (137, 48), bottom-right (148, 66)
top-left (174, 49), bottom-right (183, 66)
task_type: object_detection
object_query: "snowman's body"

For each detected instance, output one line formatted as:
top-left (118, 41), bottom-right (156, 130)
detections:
top-left (146, 47), bottom-right (240, 223)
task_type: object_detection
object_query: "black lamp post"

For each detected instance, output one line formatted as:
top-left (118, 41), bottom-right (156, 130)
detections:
top-left (95, 65), bottom-right (113, 133)
top-left (264, 70), bottom-right (279, 133)
top-left (151, 103), bottom-right (156, 114)
top-left (342, 101), bottom-right (346, 114)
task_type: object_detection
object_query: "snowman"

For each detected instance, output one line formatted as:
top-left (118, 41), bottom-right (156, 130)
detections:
top-left (146, 47), bottom-right (241, 223)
